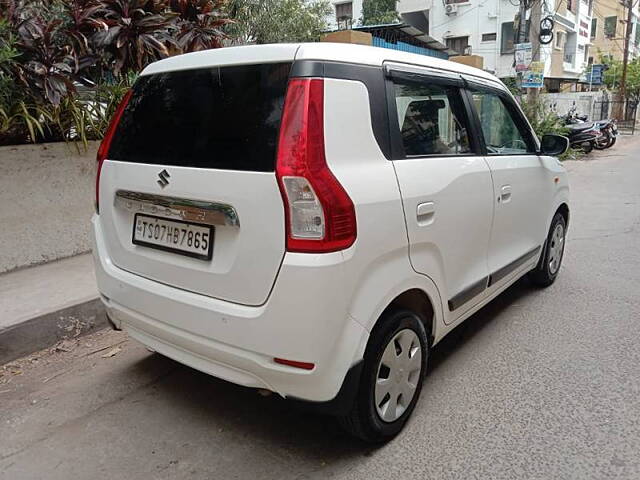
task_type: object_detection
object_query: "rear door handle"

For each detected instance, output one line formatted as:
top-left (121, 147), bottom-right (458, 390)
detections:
top-left (499, 185), bottom-right (512, 203)
top-left (417, 202), bottom-right (435, 225)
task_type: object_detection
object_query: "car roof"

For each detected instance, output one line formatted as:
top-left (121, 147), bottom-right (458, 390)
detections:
top-left (295, 43), bottom-right (498, 82)
top-left (141, 42), bottom-right (500, 85)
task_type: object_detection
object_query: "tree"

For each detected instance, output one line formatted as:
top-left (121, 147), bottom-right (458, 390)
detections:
top-left (603, 57), bottom-right (640, 103)
top-left (360, 0), bottom-right (398, 26)
top-left (225, 0), bottom-right (331, 45)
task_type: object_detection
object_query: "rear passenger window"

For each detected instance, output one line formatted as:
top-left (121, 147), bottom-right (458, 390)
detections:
top-left (470, 90), bottom-right (537, 155)
top-left (392, 80), bottom-right (472, 156)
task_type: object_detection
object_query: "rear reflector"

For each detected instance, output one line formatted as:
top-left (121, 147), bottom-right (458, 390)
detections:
top-left (95, 89), bottom-right (133, 213)
top-left (276, 78), bottom-right (356, 253)
top-left (274, 357), bottom-right (315, 370)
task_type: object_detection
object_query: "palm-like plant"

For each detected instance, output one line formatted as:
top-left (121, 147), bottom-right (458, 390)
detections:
top-left (15, 17), bottom-right (90, 105)
top-left (94, 0), bottom-right (178, 76)
top-left (170, 0), bottom-right (229, 51)
top-left (0, 0), bottom-right (230, 146)
top-left (62, 0), bottom-right (105, 56)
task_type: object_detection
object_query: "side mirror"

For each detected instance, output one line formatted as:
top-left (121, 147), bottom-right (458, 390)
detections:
top-left (540, 134), bottom-right (569, 156)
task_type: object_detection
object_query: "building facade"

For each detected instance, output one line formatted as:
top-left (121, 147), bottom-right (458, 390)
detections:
top-left (328, 0), bottom-right (640, 89)
top-left (588, 0), bottom-right (640, 63)
top-left (545, 0), bottom-right (595, 89)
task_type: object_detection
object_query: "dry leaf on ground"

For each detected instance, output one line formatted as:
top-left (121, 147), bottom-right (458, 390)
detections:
top-left (101, 347), bottom-right (122, 358)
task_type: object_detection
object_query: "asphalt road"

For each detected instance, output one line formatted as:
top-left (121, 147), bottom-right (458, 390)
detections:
top-left (2, 136), bottom-right (639, 480)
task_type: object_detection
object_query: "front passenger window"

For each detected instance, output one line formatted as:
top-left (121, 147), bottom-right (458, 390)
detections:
top-left (393, 80), bottom-right (472, 156)
top-left (471, 90), bottom-right (536, 155)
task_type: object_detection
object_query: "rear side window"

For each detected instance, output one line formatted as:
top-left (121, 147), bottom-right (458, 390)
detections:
top-left (108, 63), bottom-right (291, 172)
top-left (392, 79), bottom-right (472, 157)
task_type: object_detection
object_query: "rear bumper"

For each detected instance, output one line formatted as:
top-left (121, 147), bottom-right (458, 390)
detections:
top-left (92, 215), bottom-right (368, 404)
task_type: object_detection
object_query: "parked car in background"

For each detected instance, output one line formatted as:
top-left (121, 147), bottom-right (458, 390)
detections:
top-left (93, 43), bottom-right (570, 442)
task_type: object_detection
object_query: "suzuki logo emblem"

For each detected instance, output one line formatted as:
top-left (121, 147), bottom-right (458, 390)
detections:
top-left (157, 169), bottom-right (170, 188)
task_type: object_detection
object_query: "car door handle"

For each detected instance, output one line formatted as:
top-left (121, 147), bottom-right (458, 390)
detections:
top-left (499, 185), bottom-right (512, 203)
top-left (417, 202), bottom-right (435, 225)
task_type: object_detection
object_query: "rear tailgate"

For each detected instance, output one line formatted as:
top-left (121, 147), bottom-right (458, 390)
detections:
top-left (97, 56), bottom-right (293, 306)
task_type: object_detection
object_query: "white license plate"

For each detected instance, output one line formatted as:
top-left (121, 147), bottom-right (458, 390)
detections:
top-left (132, 214), bottom-right (213, 260)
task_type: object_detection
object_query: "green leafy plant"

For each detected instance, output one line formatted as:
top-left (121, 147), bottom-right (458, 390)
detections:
top-left (225, 0), bottom-right (331, 44)
top-left (60, 0), bottom-right (104, 59)
top-left (603, 56), bottom-right (640, 103)
top-left (93, 0), bottom-right (178, 76)
top-left (501, 77), bottom-right (521, 97)
top-left (519, 98), bottom-right (580, 160)
top-left (81, 75), bottom-right (133, 136)
top-left (171, 0), bottom-right (230, 51)
top-left (0, 0), bottom-right (334, 146)
top-left (15, 17), bottom-right (90, 105)
top-left (0, 16), bottom-right (44, 144)
top-left (520, 99), bottom-right (569, 137)
top-left (360, 0), bottom-right (398, 26)
top-left (0, 100), bottom-right (52, 143)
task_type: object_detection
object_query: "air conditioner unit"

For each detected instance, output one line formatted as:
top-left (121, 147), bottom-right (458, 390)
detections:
top-left (445, 4), bottom-right (458, 15)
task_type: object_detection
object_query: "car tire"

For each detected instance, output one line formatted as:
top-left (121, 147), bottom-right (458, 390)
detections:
top-left (528, 212), bottom-right (566, 287)
top-left (339, 309), bottom-right (428, 443)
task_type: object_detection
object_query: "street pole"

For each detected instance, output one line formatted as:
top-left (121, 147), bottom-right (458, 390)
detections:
top-left (620, 0), bottom-right (634, 104)
top-left (614, 0), bottom-right (635, 121)
top-left (528, 0), bottom-right (543, 102)
top-left (517, 0), bottom-right (528, 45)
top-left (516, 0), bottom-right (528, 89)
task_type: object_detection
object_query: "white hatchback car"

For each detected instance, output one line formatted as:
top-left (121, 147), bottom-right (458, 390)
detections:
top-left (93, 43), bottom-right (569, 442)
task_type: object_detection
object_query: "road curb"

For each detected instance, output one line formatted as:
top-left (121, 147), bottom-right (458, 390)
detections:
top-left (0, 298), bottom-right (107, 365)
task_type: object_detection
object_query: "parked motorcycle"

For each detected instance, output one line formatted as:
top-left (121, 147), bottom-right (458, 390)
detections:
top-left (559, 106), bottom-right (612, 152)
top-left (593, 119), bottom-right (618, 149)
top-left (564, 123), bottom-right (603, 153)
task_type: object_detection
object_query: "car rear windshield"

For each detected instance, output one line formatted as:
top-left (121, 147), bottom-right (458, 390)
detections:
top-left (108, 62), bottom-right (292, 172)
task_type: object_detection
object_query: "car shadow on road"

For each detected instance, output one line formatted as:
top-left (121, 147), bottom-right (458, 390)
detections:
top-left (130, 277), bottom-right (537, 467)
top-left (428, 277), bottom-right (535, 374)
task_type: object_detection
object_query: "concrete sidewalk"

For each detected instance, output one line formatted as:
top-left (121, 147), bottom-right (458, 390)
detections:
top-left (0, 254), bottom-right (106, 364)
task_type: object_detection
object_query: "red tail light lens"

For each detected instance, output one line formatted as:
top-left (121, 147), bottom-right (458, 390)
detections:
top-left (276, 78), bottom-right (356, 253)
top-left (95, 89), bottom-right (133, 213)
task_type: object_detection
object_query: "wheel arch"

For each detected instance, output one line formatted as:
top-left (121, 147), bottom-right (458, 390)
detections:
top-left (543, 186), bottom-right (570, 243)
top-left (379, 289), bottom-right (436, 346)
top-left (556, 202), bottom-right (570, 229)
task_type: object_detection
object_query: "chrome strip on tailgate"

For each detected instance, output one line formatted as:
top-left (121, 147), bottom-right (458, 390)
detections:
top-left (115, 190), bottom-right (240, 227)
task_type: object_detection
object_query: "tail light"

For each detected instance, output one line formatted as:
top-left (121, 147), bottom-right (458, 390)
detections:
top-left (95, 89), bottom-right (133, 213)
top-left (275, 78), bottom-right (356, 253)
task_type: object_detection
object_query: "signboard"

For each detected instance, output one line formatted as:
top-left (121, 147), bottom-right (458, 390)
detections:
top-left (515, 43), bottom-right (532, 72)
top-left (521, 61), bottom-right (545, 88)
top-left (579, 19), bottom-right (589, 37)
top-left (586, 64), bottom-right (605, 85)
